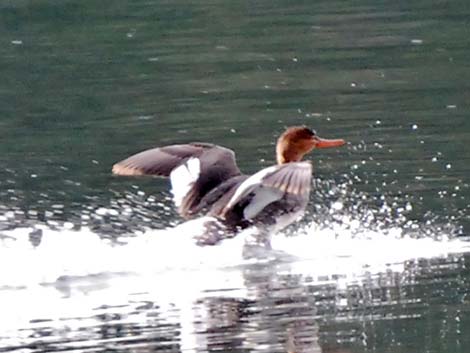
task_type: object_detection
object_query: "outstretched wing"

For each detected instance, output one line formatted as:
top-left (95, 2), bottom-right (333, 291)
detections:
top-left (112, 143), bottom-right (213, 176)
top-left (112, 143), bottom-right (241, 218)
top-left (221, 161), bottom-right (312, 220)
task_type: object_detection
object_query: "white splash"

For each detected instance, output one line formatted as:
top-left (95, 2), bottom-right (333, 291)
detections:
top-left (0, 219), bottom-right (468, 289)
top-left (0, 218), bottom-right (469, 350)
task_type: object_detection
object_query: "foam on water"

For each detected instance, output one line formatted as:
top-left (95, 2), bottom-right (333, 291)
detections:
top-left (0, 214), bottom-right (469, 349)
top-left (1, 215), bottom-right (469, 289)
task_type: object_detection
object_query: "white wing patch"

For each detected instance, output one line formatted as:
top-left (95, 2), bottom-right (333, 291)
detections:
top-left (224, 165), bottom-right (278, 212)
top-left (243, 187), bottom-right (283, 219)
top-left (170, 158), bottom-right (200, 207)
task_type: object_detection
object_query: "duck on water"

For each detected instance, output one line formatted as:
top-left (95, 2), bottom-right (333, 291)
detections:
top-left (112, 126), bottom-right (345, 247)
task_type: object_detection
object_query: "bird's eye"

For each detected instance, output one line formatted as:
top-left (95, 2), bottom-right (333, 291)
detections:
top-left (306, 128), bottom-right (316, 136)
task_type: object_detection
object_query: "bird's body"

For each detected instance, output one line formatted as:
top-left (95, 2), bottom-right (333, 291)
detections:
top-left (112, 127), bottom-right (345, 246)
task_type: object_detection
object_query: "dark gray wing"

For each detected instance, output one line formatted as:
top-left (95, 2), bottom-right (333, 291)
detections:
top-left (112, 143), bottom-right (241, 218)
top-left (221, 161), bottom-right (312, 220)
top-left (194, 175), bottom-right (249, 215)
top-left (112, 143), bottom-right (213, 176)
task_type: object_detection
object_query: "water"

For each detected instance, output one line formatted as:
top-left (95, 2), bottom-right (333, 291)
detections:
top-left (1, 0), bottom-right (470, 352)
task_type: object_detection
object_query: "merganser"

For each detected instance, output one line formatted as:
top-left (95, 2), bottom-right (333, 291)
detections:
top-left (112, 126), bottom-right (345, 246)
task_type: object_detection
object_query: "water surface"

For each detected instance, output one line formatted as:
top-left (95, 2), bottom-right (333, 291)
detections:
top-left (1, 0), bottom-right (470, 352)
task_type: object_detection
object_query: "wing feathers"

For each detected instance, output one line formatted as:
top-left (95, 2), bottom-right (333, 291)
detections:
top-left (112, 144), bottom-right (210, 177)
top-left (113, 143), bottom-right (312, 220)
top-left (223, 162), bottom-right (312, 219)
top-left (112, 143), bottom-right (241, 218)
top-left (170, 158), bottom-right (201, 208)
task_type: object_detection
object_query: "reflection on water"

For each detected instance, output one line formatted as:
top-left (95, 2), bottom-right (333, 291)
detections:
top-left (0, 225), bottom-right (469, 352)
top-left (1, 0), bottom-right (470, 352)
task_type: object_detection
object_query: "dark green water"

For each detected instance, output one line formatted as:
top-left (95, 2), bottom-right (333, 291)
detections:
top-left (1, 1), bottom-right (470, 352)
